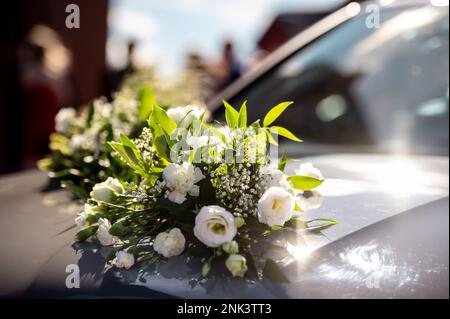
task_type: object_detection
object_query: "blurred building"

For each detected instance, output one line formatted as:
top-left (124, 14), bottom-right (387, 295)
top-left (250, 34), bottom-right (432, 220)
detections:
top-left (257, 1), bottom-right (366, 54)
top-left (257, 12), bottom-right (330, 53)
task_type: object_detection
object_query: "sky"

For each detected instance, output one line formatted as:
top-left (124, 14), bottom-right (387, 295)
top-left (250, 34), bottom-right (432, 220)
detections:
top-left (107, 0), bottom-right (346, 77)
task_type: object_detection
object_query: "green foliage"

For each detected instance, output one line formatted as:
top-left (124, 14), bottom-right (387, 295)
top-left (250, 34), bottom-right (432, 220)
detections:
top-left (49, 133), bottom-right (72, 156)
top-left (223, 100), bottom-right (240, 129)
top-left (148, 104), bottom-right (177, 136)
top-left (76, 226), bottom-right (98, 242)
top-left (238, 101), bottom-right (248, 128)
top-left (263, 101), bottom-right (293, 127)
top-left (287, 175), bottom-right (324, 191)
top-left (269, 126), bottom-right (302, 142)
top-left (138, 85), bottom-right (156, 121)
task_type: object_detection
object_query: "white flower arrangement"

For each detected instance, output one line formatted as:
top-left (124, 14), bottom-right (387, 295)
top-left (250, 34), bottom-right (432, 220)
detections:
top-left (38, 79), bottom-right (207, 199)
top-left (38, 85), bottom-right (150, 199)
top-left (74, 101), bottom-right (337, 281)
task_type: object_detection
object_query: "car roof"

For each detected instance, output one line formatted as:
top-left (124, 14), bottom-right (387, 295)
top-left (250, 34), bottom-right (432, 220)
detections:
top-left (207, 0), bottom-right (436, 114)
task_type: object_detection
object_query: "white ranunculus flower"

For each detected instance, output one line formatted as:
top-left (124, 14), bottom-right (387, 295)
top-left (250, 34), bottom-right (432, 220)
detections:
top-left (55, 107), bottom-right (76, 134)
top-left (153, 228), bottom-right (186, 258)
top-left (75, 204), bottom-right (93, 227)
top-left (225, 254), bottom-right (248, 278)
top-left (163, 162), bottom-right (204, 204)
top-left (298, 190), bottom-right (322, 212)
top-left (112, 250), bottom-right (135, 269)
top-left (295, 162), bottom-right (324, 180)
top-left (194, 205), bottom-right (237, 247)
top-left (260, 165), bottom-right (291, 190)
top-left (96, 218), bottom-right (117, 246)
top-left (90, 177), bottom-right (124, 203)
top-left (167, 105), bottom-right (204, 125)
top-left (258, 186), bottom-right (295, 227)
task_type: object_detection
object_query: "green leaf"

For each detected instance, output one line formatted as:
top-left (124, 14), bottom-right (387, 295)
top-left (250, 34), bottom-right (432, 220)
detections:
top-left (37, 157), bottom-right (53, 171)
top-left (119, 134), bottom-right (143, 166)
top-left (238, 100), bottom-right (248, 128)
top-left (49, 133), bottom-right (71, 156)
top-left (109, 222), bottom-right (130, 237)
top-left (138, 85), bottom-right (156, 121)
top-left (223, 100), bottom-right (239, 129)
top-left (263, 101), bottom-right (293, 127)
top-left (266, 131), bottom-right (278, 145)
top-left (75, 226), bottom-right (98, 242)
top-left (109, 141), bottom-right (145, 174)
top-left (288, 175), bottom-right (324, 191)
top-left (262, 259), bottom-right (290, 283)
top-left (152, 125), bottom-right (171, 162)
top-left (106, 250), bottom-right (117, 261)
top-left (303, 222), bottom-right (338, 233)
top-left (86, 102), bottom-right (95, 128)
top-left (148, 104), bottom-right (177, 135)
top-left (127, 246), bottom-right (139, 258)
top-left (209, 126), bottom-right (227, 144)
top-left (294, 202), bottom-right (303, 212)
top-left (269, 126), bottom-right (302, 142)
top-left (305, 218), bottom-right (339, 224)
top-left (278, 152), bottom-right (287, 172)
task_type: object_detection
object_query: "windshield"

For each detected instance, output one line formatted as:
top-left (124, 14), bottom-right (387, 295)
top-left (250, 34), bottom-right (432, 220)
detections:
top-left (225, 5), bottom-right (449, 155)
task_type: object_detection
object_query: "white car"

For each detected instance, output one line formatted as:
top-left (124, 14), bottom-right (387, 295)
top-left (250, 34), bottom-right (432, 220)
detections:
top-left (0, 0), bottom-right (448, 298)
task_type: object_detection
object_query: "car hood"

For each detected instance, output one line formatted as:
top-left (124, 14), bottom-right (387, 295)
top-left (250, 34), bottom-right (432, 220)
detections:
top-left (285, 154), bottom-right (449, 243)
top-left (0, 154), bottom-right (448, 298)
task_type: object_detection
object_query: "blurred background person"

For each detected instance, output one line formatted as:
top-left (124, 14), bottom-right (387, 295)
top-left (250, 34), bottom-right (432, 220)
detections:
top-left (210, 40), bottom-right (242, 93)
top-left (18, 25), bottom-right (77, 167)
top-left (0, 0), bottom-right (107, 174)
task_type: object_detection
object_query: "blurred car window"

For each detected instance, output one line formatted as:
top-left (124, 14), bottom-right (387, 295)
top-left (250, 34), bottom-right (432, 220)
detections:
top-left (225, 5), bottom-right (449, 155)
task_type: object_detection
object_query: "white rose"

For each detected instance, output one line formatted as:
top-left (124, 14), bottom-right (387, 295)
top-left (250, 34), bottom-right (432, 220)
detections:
top-left (153, 228), bottom-right (186, 258)
top-left (163, 162), bottom-right (204, 204)
top-left (194, 206), bottom-right (237, 247)
top-left (295, 162), bottom-right (324, 180)
top-left (225, 254), bottom-right (248, 278)
top-left (260, 165), bottom-right (291, 190)
top-left (257, 186), bottom-right (295, 227)
top-left (75, 204), bottom-right (93, 227)
top-left (55, 107), bottom-right (76, 134)
top-left (112, 250), bottom-right (135, 269)
top-left (167, 105), bottom-right (204, 125)
top-left (298, 190), bottom-right (322, 212)
top-left (104, 177), bottom-right (123, 193)
top-left (90, 177), bottom-right (124, 203)
top-left (96, 218), bottom-right (117, 246)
